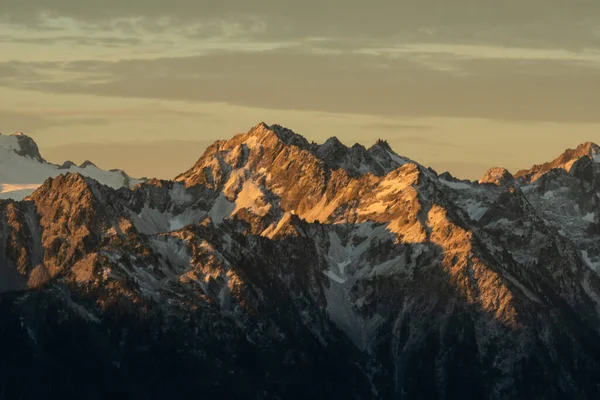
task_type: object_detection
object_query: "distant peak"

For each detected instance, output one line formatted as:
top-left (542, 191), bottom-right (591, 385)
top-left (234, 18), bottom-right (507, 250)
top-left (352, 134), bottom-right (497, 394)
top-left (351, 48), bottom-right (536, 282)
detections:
top-left (80, 160), bottom-right (97, 169)
top-left (58, 160), bottom-right (76, 170)
top-left (439, 171), bottom-right (459, 182)
top-left (351, 142), bottom-right (367, 152)
top-left (557, 142), bottom-right (600, 163)
top-left (516, 141), bottom-right (600, 182)
top-left (249, 121), bottom-right (271, 133)
top-left (4, 131), bottom-right (46, 163)
top-left (321, 136), bottom-right (346, 150)
top-left (316, 136), bottom-right (349, 163)
top-left (575, 142), bottom-right (600, 155)
top-left (480, 167), bottom-right (515, 186)
top-left (372, 139), bottom-right (392, 151)
top-left (247, 122), bottom-right (310, 149)
top-left (325, 136), bottom-right (343, 145)
top-left (29, 172), bottom-right (102, 204)
top-left (558, 142), bottom-right (600, 162)
top-left (35, 172), bottom-right (89, 192)
top-left (178, 123), bottom-right (420, 188)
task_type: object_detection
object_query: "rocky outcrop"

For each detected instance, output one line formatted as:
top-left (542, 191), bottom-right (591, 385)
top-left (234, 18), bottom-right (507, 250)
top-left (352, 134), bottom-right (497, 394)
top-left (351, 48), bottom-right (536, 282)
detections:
top-left (11, 132), bottom-right (45, 162)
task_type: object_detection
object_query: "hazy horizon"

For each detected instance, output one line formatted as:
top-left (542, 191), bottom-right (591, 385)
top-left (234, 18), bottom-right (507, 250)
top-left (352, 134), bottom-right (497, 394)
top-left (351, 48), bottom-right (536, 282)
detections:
top-left (3, 1), bottom-right (600, 179)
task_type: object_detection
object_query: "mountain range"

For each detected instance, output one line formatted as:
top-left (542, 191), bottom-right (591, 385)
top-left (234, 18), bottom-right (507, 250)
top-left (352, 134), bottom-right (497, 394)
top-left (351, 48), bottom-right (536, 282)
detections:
top-left (1, 123), bottom-right (600, 399)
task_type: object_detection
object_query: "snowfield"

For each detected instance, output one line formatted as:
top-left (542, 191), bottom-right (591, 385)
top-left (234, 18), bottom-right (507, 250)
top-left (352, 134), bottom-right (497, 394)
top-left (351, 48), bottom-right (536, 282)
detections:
top-left (0, 132), bottom-right (143, 200)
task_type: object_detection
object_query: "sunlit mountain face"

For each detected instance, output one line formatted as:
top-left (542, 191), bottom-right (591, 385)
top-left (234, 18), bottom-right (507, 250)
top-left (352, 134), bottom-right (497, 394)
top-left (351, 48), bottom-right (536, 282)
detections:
top-left (1, 123), bottom-right (600, 399)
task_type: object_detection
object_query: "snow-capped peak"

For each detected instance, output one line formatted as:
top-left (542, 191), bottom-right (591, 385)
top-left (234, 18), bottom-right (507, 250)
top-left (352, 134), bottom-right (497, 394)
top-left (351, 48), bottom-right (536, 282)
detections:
top-left (0, 131), bottom-right (45, 162)
top-left (0, 130), bottom-right (144, 200)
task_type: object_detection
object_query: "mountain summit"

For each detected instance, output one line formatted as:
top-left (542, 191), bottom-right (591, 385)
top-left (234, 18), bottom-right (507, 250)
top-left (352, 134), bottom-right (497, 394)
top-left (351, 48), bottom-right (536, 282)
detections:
top-left (0, 132), bottom-right (143, 200)
top-left (8, 132), bottom-right (46, 162)
top-left (1, 124), bottom-right (600, 399)
top-left (176, 122), bottom-right (413, 189)
top-left (515, 141), bottom-right (600, 182)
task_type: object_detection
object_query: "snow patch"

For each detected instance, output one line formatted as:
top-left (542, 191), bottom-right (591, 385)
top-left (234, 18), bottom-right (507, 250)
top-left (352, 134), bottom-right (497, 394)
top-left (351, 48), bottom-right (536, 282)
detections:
top-left (169, 183), bottom-right (193, 205)
top-left (209, 192), bottom-right (236, 224)
top-left (503, 274), bottom-right (542, 304)
top-left (581, 250), bottom-right (600, 272)
top-left (440, 179), bottom-right (472, 190)
top-left (131, 206), bottom-right (205, 234)
top-left (233, 180), bottom-right (272, 217)
top-left (582, 212), bottom-right (595, 223)
top-left (465, 202), bottom-right (489, 221)
top-left (169, 218), bottom-right (186, 231)
top-left (324, 278), bottom-right (385, 352)
top-left (386, 150), bottom-right (409, 166)
top-left (0, 134), bottom-right (142, 200)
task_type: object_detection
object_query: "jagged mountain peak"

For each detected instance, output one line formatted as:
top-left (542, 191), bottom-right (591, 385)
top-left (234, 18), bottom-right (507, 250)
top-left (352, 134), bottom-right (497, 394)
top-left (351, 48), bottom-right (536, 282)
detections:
top-left (178, 122), bottom-right (416, 188)
top-left (79, 160), bottom-right (97, 169)
top-left (516, 141), bottom-right (600, 183)
top-left (574, 141), bottom-right (600, 154)
top-left (480, 167), bottom-right (515, 186)
top-left (250, 121), bottom-right (269, 132)
top-left (370, 138), bottom-right (393, 152)
top-left (58, 160), bottom-right (77, 170)
top-left (0, 130), bottom-right (143, 200)
top-left (320, 135), bottom-right (345, 148)
top-left (0, 131), bottom-right (45, 163)
top-left (30, 173), bottom-right (97, 200)
top-left (556, 142), bottom-right (600, 166)
top-left (315, 136), bottom-right (348, 160)
top-left (247, 122), bottom-right (310, 149)
top-left (244, 122), bottom-right (413, 173)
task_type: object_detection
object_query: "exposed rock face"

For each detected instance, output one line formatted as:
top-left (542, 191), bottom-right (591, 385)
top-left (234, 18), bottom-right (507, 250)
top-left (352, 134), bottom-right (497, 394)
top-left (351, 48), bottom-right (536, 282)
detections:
top-left (11, 132), bottom-right (46, 163)
top-left (2, 123), bottom-right (600, 399)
